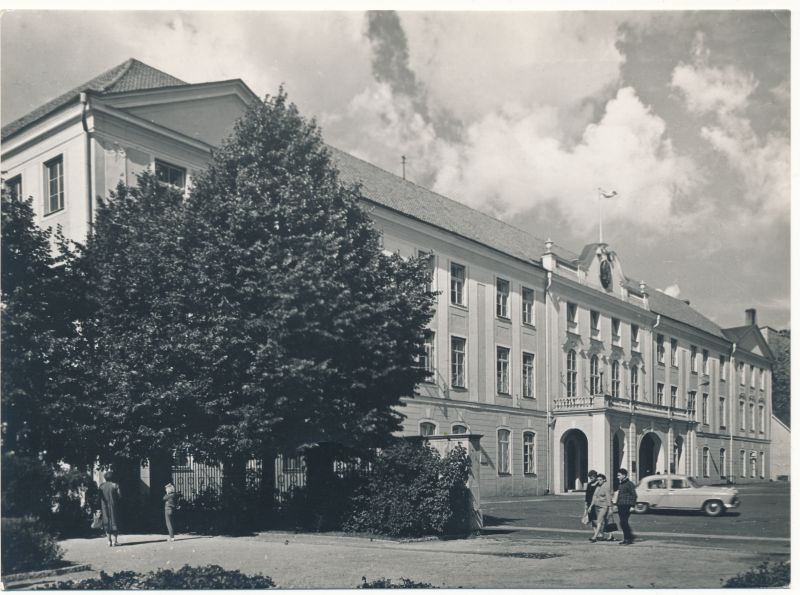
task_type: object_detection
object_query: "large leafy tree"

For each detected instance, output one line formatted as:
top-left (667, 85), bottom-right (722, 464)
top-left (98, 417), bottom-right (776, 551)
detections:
top-left (0, 188), bottom-right (84, 461)
top-left (770, 330), bottom-right (790, 426)
top-left (183, 89), bottom-right (435, 461)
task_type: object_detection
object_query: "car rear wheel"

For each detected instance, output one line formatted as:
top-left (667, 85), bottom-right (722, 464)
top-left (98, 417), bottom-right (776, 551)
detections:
top-left (634, 502), bottom-right (649, 514)
top-left (703, 500), bottom-right (724, 517)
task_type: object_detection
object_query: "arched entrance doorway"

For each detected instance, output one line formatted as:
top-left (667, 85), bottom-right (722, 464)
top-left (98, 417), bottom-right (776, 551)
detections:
top-left (562, 429), bottom-right (588, 492)
top-left (638, 432), bottom-right (661, 478)
top-left (672, 436), bottom-right (684, 474)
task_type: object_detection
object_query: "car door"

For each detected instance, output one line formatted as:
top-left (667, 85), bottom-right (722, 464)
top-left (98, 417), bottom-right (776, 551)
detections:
top-left (665, 477), bottom-right (692, 509)
top-left (643, 478), bottom-right (668, 508)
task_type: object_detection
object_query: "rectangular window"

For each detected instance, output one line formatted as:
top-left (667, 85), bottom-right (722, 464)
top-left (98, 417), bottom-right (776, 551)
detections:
top-left (44, 156), bottom-right (64, 215)
top-left (155, 159), bottom-right (186, 189)
top-left (750, 365), bottom-right (756, 388)
top-left (630, 324), bottom-right (639, 349)
top-left (720, 356), bottom-right (727, 381)
top-left (670, 386), bottom-right (678, 408)
top-left (751, 451), bottom-right (757, 478)
top-left (450, 263), bottom-right (465, 306)
top-left (420, 422), bottom-right (436, 437)
top-left (739, 363), bottom-right (746, 385)
top-left (612, 318), bottom-right (621, 344)
top-left (670, 339), bottom-right (678, 366)
top-left (720, 448), bottom-right (727, 478)
top-left (687, 390), bottom-right (697, 413)
top-left (421, 331), bottom-right (435, 381)
top-left (496, 278), bottom-right (510, 319)
top-left (5, 175), bottom-right (22, 200)
top-left (719, 397), bottom-right (727, 429)
top-left (656, 383), bottom-right (664, 406)
top-left (702, 393), bottom-right (709, 425)
top-left (522, 352), bottom-right (535, 399)
top-left (611, 361), bottom-right (620, 398)
top-left (451, 336), bottom-right (466, 388)
top-left (760, 368), bottom-right (765, 390)
top-left (749, 402), bottom-right (755, 432)
top-left (566, 302), bottom-right (578, 327)
top-left (498, 429), bottom-right (510, 475)
top-left (630, 366), bottom-right (639, 401)
top-left (759, 451), bottom-right (765, 478)
top-left (690, 346), bottom-right (697, 373)
top-left (522, 287), bottom-right (535, 325)
top-left (656, 334), bottom-right (665, 364)
top-left (739, 450), bottom-right (746, 477)
top-left (523, 432), bottom-right (536, 474)
top-left (590, 311), bottom-right (600, 337)
top-left (739, 401), bottom-right (746, 429)
top-left (419, 251), bottom-right (435, 293)
top-left (702, 447), bottom-right (710, 477)
top-left (496, 347), bottom-right (510, 394)
top-left (759, 404), bottom-right (765, 433)
top-left (702, 350), bottom-right (709, 375)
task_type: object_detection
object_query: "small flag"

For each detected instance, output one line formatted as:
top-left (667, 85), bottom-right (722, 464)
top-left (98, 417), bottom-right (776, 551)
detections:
top-left (599, 188), bottom-right (618, 199)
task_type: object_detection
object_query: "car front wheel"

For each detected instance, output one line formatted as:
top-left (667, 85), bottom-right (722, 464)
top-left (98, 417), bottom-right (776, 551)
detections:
top-left (703, 500), bottom-right (724, 517)
top-left (634, 502), bottom-right (649, 514)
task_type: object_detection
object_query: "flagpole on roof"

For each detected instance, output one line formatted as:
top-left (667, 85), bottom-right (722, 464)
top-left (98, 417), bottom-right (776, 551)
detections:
top-left (597, 188), bottom-right (617, 245)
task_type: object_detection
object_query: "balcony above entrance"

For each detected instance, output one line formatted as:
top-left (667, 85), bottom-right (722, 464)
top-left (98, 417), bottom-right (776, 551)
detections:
top-left (553, 395), bottom-right (693, 421)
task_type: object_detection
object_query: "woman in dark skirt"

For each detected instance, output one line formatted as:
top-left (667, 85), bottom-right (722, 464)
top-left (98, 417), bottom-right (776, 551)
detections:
top-left (163, 483), bottom-right (177, 542)
top-left (98, 472), bottom-right (121, 546)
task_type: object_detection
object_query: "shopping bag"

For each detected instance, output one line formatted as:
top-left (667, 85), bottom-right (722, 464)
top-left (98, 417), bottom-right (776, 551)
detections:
top-left (580, 509), bottom-right (590, 526)
top-left (91, 510), bottom-right (103, 529)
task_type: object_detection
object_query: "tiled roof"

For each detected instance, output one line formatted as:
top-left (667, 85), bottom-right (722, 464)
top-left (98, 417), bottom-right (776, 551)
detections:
top-left (1, 58), bottom-right (186, 141)
top-left (328, 146), bottom-right (579, 265)
top-left (646, 289), bottom-right (727, 340)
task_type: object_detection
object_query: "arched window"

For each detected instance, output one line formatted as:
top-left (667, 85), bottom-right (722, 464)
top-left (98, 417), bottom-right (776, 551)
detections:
top-left (497, 429), bottom-right (511, 474)
top-left (611, 361), bottom-right (620, 398)
top-left (630, 365), bottom-right (639, 401)
top-left (451, 424), bottom-right (468, 435)
top-left (566, 350), bottom-right (577, 397)
top-left (590, 355), bottom-right (601, 395)
top-left (523, 432), bottom-right (536, 475)
top-left (420, 422), bottom-right (436, 436)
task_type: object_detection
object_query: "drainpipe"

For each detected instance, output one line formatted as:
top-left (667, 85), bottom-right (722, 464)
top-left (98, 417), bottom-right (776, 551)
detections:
top-left (80, 92), bottom-right (93, 235)
top-left (545, 270), bottom-right (553, 495)
top-left (729, 343), bottom-right (736, 481)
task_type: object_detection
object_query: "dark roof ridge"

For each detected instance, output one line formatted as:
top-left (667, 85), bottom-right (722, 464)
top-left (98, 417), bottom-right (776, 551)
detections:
top-left (325, 143), bottom-right (572, 259)
top-left (98, 58), bottom-right (137, 92)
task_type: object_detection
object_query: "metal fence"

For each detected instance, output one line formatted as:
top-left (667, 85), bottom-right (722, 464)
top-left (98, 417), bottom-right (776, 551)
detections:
top-left (171, 457), bottom-right (262, 503)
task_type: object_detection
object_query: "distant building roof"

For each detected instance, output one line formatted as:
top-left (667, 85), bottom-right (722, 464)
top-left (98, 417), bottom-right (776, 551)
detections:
top-left (328, 146), bottom-right (578, 265)
top-left (646, 289), bottom-right (727, 340)
top-left (1, 58), bottom-right (187, 140)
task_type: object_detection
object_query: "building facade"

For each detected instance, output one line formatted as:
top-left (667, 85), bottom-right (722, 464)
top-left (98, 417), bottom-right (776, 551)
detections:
top-left (2, 59), bottom-right (776, 498)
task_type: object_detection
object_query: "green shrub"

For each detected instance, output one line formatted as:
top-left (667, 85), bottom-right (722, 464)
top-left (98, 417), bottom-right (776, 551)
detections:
top-left (1, 453), bottom-right (54, 519)
top-left (343, 441), bottom-right (471, 537)
top-left (722, 560), bottom-right (790, 588)
top-left (359, 576), bottom-right (434, 588)
top-left (38, 565), bottom-right (276, 589)
top-left (1, 516), bottom-right (64, 575)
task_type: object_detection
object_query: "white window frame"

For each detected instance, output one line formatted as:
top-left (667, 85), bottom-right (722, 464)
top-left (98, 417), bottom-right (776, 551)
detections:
top-left (497, 428), bottom-right (511, 475)
top-left (630, 365), bottom-right (639, 401)
top-left (760, 368), bottom-right (766, 390)
top-left (702, 349), bottom-right (709, 375)
top-left (566, 302), bottom-right (578, 328)
top-left (44, 155), bottom-right (65, 215)
top-left (6, 174), bottom-right (22, 200)
top-left (739, 450), bottom-right (746, 477)
top-left (611, 361), bottom-right (620, 398)
top-left (155, 158), bottom-right (187, 190)
top-left (739, 400), bottom-right (746, 430)
top-left (749, 402), bottom-right (755, 432)
top-left (720, 356), bottom-right (727, 381)
top-left (687, 390), bottom-right (697, 414)
top-left (670, 386), bottom-right (678, 408)
top-left (421, 330), bottom-right (435, 382)
top-left (702, 447), bottom-right (710, 477)
top-left (451, 423), bottom-right (468, 435)
top-left (690, 346), bottom-right (698, 373)
top-left (496, 278), bottom-right (510, 319)
top-left (522, 287), bottom-right (535, 325)
top-left (759, 403), bottom-right (765, 433)
top-left (719, 396), bottom-right (727, 429)
top-left (590, 354), bottom-right (601, 396)
top-left (450, 262), bottom-right (466, 307)
top-left (670, 339), bottom-right (678, 366)
top-left (612, 318), bottom-right (621, 345)
top-left (719, 448), bottom-right (727, 479)
top-left (656, 334), bottom-right (665, 364)
top-left (420, 421), bottom-right (437, 436)
top-left (630, 324), bottom-right (639, 349)
top-left (590, 311), bottom-right (600, 338)
top-left (418, 250), bottom-right (435, 293)
top-left (496, 345), bottom-right (511, 395)
top-left (656, 383), bottom-right (664, 406)
top-left (759, 451), bottom-right (765, 478)
top-left (566, 349), bottom-right (578, 398)
top-left (450, 335), bottom-right (467, 389)
top-left (523, 431), bottom-right (536, 475)
top-left (702, 393), bottom-right (709, 425)
top-left (522, 352), bottom-right (535, 399)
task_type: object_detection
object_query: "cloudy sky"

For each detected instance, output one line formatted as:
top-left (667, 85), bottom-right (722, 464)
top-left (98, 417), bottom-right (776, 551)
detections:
top-left (1, 9), bottom-right (791, 330)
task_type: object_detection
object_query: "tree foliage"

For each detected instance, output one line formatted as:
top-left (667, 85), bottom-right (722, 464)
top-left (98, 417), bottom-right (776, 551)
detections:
top-left (74, 88), bottom-right (435, 465)
top-left (769, 330), bottom-right (790, 426)
top-left (0, 188), bottom-right (83, 460)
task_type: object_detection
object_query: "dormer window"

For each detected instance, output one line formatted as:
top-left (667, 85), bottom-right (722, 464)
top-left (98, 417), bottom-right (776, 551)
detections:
top-left (156, 159), bottom-right (186, 190)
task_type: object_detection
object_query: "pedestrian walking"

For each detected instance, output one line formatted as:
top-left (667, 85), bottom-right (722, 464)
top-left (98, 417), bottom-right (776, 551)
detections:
top-left (589, 474), bottom-right (614, 542)
top-left (615, 468), bottom-right (637, 545)
top-left (164, 483), bottom-right (177, 542)
top-left (98, 472), bottom-right (121, 547)
top-left (584, 470), bottom-right (599, 534)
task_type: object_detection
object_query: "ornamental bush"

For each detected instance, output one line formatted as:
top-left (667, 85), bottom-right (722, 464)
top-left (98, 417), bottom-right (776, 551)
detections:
top-left (37, 565), bottom-right (276, 589)
top-left (722, 560), bottom-right (790, 588)
top-left (1, 516), bottom-right (64, 575)
top-left (343, 441), bottom-right (471, 537)
top-left (359, 576), bottom-right (434, 588)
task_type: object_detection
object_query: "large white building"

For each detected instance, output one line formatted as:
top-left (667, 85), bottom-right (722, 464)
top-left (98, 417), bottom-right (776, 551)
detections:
top-left (2, 59), bottom-right (775, 497)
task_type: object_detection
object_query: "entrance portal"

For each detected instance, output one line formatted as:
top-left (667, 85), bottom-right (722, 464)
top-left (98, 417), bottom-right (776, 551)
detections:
top-left (638, 432), bottom-right (661, 478)
top-left (562, 429), bottom-right (588, 492)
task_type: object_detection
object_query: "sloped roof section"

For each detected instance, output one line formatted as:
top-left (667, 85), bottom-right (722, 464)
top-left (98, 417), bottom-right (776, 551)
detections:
top-left (641, 286), bottom-right (728, 340)
top-left (328, 146), bottom-right (578, 265)
top-left (722, 325), bottom-right (775, 361)
top-left (1, 58), bottom-right (186, 141)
